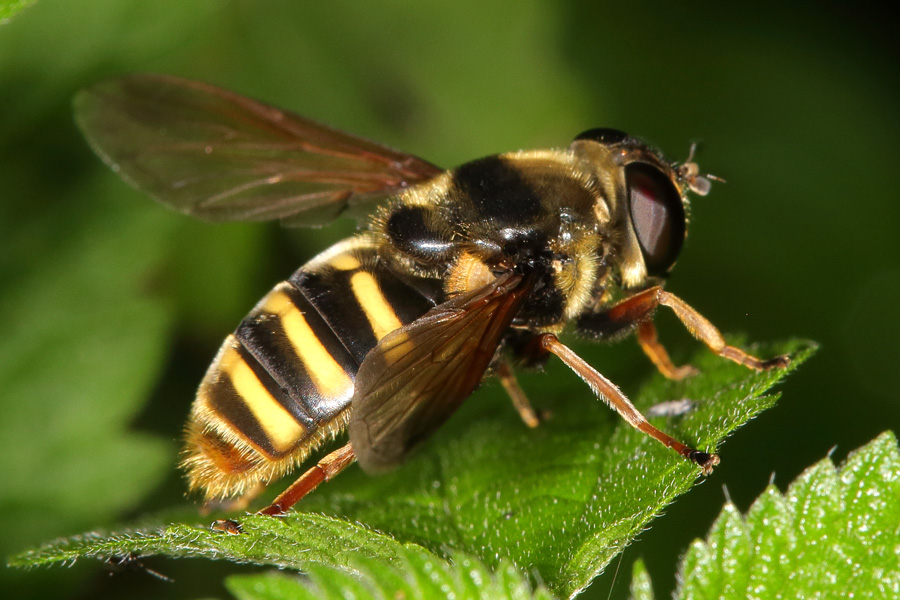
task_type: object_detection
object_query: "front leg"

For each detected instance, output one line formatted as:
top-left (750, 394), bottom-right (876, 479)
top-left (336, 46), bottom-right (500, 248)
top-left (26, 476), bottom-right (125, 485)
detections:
top-left (578, 286), bottom-right (789, 372)
top-left (637, 320), bottom-right (698, 380)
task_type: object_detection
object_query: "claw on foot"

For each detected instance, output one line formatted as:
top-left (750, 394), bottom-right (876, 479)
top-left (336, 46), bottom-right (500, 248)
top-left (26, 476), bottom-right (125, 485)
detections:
top-left (689, 451), bottom-right (720, 476)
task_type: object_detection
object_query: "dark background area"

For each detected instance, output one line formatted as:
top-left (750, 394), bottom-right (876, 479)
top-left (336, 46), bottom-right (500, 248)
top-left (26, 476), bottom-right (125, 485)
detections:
top-left (1, 1), bottom-right (898, 599)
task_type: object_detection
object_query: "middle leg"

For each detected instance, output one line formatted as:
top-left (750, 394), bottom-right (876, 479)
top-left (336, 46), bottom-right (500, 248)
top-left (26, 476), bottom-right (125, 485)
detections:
top-left (496, 359), bottom-right (542, 428)
top-left (537, 333), bottom-right (719, 474)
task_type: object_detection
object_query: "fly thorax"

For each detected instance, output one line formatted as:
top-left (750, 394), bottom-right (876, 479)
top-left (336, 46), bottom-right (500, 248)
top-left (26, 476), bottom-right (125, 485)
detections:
top-left (379, 203), bottom-right (457, 268)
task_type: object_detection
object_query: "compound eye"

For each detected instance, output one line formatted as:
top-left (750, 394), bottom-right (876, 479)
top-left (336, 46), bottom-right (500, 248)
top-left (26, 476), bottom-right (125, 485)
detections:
top-left (626, 162), bottom-right (686, 276)
top-left (574, 128), bottom-right (629, 145)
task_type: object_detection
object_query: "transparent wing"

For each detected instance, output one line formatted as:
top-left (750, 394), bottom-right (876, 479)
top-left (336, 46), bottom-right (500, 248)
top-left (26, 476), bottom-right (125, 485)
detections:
top-left (74, 74), bottom-right (442, 226)
top-left (348, 272), bottom-right (534, 473)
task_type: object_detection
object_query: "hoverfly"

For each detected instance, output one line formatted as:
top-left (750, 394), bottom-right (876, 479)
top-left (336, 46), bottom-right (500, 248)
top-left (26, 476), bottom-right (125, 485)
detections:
top-left (75, 74), bottom-right (789, 516)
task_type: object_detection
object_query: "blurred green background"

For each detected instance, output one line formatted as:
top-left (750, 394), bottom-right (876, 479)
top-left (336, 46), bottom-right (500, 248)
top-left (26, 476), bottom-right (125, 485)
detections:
top-left (1, 1), bottom-right (898, 599)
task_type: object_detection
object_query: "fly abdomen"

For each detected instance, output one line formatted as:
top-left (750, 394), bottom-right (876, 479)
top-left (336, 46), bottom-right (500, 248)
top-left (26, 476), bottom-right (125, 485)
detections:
top-left (237, 283), bottom-right (357, 424)
top-left (182, 235), bottom-right (439, 501)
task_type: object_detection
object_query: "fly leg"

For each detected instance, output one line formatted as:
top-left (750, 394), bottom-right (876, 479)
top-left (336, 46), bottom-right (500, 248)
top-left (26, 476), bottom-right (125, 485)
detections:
top-left (637, 320), bottom-right (698, 380)
top-left (258, 443), bottom-right (356, 516)
top-left (496, 359), bottom-right (542, 428)
top-left (578, 286), bottom-right (789, 372)
top-left (537, 333), bottom-right (719, 474)
top-left (652, 289), bottom-right (790, 370)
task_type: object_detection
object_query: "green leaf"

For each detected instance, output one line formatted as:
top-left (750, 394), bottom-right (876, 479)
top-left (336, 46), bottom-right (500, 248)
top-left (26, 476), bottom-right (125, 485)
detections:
top-left (0, 178), bottom-right (178, 598)
top-left (0, 0), bottom-right (36, 23)
top-left (225, 549), bottom-right (555, 600)
top-left (627, 559), bottom-right (654, 600)
top-left (631, 431), bottom-right (900, 600)
top-left (0, 179), bottom-right (175, 551)
top-left (10, 339), bottom-right (813, 598)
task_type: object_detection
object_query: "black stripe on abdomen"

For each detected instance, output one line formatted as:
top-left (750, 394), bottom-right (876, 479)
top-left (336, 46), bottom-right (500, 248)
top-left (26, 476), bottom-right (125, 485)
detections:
top-left (198, 336), bottom-right (307, 458)
top-left (236, 282), bottom-right (357, 420)
top-left (291, 262), bottom-right (436, 365)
